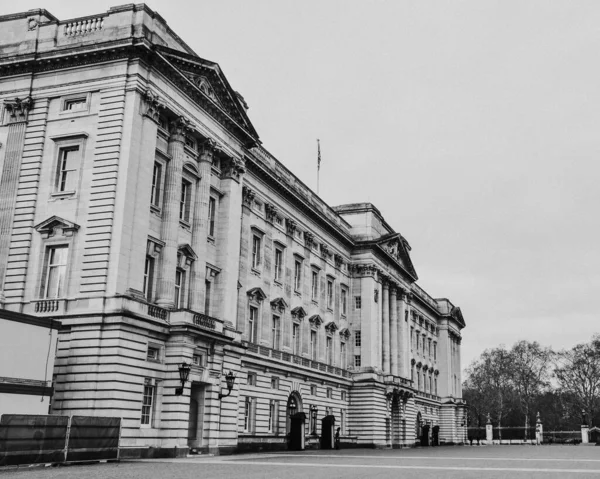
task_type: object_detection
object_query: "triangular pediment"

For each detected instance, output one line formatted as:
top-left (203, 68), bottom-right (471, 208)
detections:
top-left (324, 321), bottom-right (339, 333)
top-left (247, 287), bottom-right (267, 302)
top-left (291, 306), bottom-right (307, 319)
top-left (451, 306), bottom-right (466, 328)
top-left (339, 328), bottom-right (351, 340)
top-left (376, 233), bottom-right (418, 280)
top-left (156, 46), bottom-right (259, 144)
top-left (270, 297), bottom-right (288, 313)
top-left (308, 314), bottom-right (323, 328)
top-left (178, 244), bottom-right (197, 261)
top-left (34, 215), bottom-right (80, 238)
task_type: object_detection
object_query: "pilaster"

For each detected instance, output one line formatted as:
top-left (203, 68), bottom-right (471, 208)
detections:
top-left (381, 278), bottom-right (390, 374)
top-left (389, 284), bottom-right (398, 376)
top-left (156, 116), bottom-right (190, 307)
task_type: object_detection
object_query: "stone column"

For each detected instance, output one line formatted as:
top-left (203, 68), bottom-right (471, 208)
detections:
top-left (390, 284), bottom-right (399, 376)
top-left (156, 116), bottom-right (190, 307)
top-left (0, 97), bottom-right (32, 305)
top-left (396, 289), bottom-right (410, 378)
top-left (485, 414), bottom-right (493, 443)
top-left (381, 278), bottom-right (390, 374)
top-left (189, 139), bottom-right (217, 312)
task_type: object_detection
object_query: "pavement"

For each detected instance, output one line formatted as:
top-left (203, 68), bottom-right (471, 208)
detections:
top-left (2, 445), bottom-right (600, 478)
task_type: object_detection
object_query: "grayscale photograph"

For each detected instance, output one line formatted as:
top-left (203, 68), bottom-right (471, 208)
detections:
top-left (0, 1), bottom-right (598, 477)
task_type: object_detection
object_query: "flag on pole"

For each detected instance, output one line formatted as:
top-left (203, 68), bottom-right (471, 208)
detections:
top-left (317, 139), bottom-right (321, 171)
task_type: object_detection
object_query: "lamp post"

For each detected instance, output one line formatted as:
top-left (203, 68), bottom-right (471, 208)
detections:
top-left (218, 371), bottom-right (236, 399)
top-left (310, 405), bottom-right (318, 435)
top-left (175, 362), bottom-right (191, 396)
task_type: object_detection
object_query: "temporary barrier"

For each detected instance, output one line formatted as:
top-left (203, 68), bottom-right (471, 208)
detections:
top-left (0, 414), bottom-right (120, 466)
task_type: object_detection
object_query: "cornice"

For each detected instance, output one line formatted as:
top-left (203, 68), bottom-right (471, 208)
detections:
top-left (244, 157), bottom-right (355, 248)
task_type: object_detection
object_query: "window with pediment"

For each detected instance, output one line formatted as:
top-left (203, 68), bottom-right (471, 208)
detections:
top-left (247, 287), bottom-right (266, 343)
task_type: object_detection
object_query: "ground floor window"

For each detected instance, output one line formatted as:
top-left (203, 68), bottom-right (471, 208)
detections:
top-left (244, 397), bottom-right (256, 433)
top-left (141, 381), bottom-right (156, 427)
top-left (268, 399), bottom-right (279, 434)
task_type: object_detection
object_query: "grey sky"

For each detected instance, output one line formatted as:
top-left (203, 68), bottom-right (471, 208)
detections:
top-left (8, 0), bottom-right (600, 369)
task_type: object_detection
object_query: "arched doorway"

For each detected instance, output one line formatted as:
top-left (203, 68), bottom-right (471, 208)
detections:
top-left (287, 392), bottom-right (305, 451)
top-left (415, 411), bottom-right (423, 444)
top-left (391, 395), bottom-right (401, 448)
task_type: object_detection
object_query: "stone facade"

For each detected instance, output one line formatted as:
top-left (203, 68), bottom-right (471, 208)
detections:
top-left (0, 5), bottom-right (466, 456)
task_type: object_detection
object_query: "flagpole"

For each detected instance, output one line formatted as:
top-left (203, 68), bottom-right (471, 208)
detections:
top-left (317, 139), bottom-right (321, 195)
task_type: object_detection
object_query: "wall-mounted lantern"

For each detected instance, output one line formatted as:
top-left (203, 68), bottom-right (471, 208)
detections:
top-left (175, 362), bottom-right (191, 396)
top-left (218, 371), bottom-right (236, 399)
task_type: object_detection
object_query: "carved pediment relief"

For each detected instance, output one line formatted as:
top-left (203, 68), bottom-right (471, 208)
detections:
top-left (34, 216), bottom-right (80, 239)
top-left (308, 314), bottom-right (323, 328)
top-left (270, 297), bottom-right (288, 313)
top-left (247, 287), bottom-right (267, 302)
top-left (339, 328), bottom-right (351, 340)
top-left (377, 234), bottom-right (418, 280)
top-left (324, 321), bottom-right (339, 334)
top-left (291, 306), bottom-right (307, 320)
top-left (177, 244), bottom-right (197, 268)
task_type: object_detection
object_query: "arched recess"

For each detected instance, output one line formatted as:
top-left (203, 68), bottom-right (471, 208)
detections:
top-left (286, 390), bottom-right (304, 434)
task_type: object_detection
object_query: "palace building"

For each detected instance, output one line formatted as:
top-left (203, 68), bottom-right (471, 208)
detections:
top-left (0, 5), bottom-right (466, 456)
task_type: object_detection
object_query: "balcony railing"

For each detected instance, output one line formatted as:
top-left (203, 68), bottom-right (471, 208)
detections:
top-left (245, 343), bottom-right (351, 378)
top-left (415, 391), bottom-right (441, 401)
top-left (148, 305), bottom-right (168, 322)
top-left (34, 299), bottom-right (60, 313)
top-left (193, 312), bottom-right (216, 330)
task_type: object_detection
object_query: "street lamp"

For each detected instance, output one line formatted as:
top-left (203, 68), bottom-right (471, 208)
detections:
top-left (288, 397), bottom-right (298, 416)
top-left (310, 405), bottom-right (319, 435)
top-left (175, 362), bottom-right (191, 396)
top-left (218, 371), bottom-right (236, 399)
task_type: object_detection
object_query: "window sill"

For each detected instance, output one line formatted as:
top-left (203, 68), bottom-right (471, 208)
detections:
top-left (273, 279), bottom-right (283, 287)
top-left (311, 300), bottom-right (318, 306)
top-left (150, 205), bottom-right (162, 215)
top-left (50, 191), bottom-right (76, 200)
top-left (327, 307), bottom-right (333, 312)
top-left (251, 268), bottom-right (261, 277)
top-left (146, 359), bottom-right (162, 364)
top-left (207, 235), bottom-right (215, 244)
top-left (179, 220), bottom-right (191, 230)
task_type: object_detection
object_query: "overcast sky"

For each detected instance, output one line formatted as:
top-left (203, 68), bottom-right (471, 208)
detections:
top-left (9, 0), bottom-right (600, 370)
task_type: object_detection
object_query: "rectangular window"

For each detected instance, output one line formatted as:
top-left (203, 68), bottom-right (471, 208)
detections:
top-left (422, 335), bottom-right (426, 355)
top-left (247, 372), bottom-right (257, 386)
top-left (204, 280), bottom-right (211, 315)
top-left (354, 355), bottom-right (361, 367)
top-left (63, 97), bottom-right (87, 111)
top-left (248, 306), bottom-right (258, 343)
top-left (340, 409), bottom-right (345, 434)
top-left (310, 330), bottom-right (317, 360)
top-left (428, 338), bottom-right (432, 359)
top-left (208, 197), bottom-right (216, 237)
top-left (143, 256), bottom-right (155, 300)
top-left (435, 377), bottom-right (438, 395)
top-left (192, 353), bottom-right (204, 366)
top-left (354, 296), bottom-right (361, 309)
top-left (252, 236), bottom-right (261, 269)
top-left (271, 377), bottom-right (279, 389)
top-left (326, 336), bottom-right (333, 365)
top-left (294, 260), bottom-right (302, 291)
top-left (354, 331), bottom-right (361, 347)
top-left (310, 384), bottom-right (317, 395)
top-left (340, 342), bottom-right (346, 369)
top-left (151, 162), bottom-right (162, 208)
top-left (55, 146), bottom-right (80, 193)
top-left (433, 342), bottom-right (437, 361)
top-left (146, 346), bottom-right (160, 361)
top-left (292, 323), bottom-right (300, 355)
top-left (326, 388), bottom-right (333, 399)
top-left (174, 269), bottom-right (185, 309)
top-left (268, 399), bottom-right (279, 434)
top-left (141, 382), bottom-right (155, 426)
top-left (311, 271), bottom-right (318, 300)
top-left (272, 315), bottom-right (281, 350)
top-left (341, 391), bottom-right (347, 401)
top-left (41, 245), bottom-right (69, 299)
top-left (341, 288), bottom-right (348, 315)
top-left (244, 397), bottom-right (255, 432)
top-left (327, 279), bottom-right (333, 309)
top-left (274, 248), bottom-right (283, 282)
top-left (179, 179), bottom-right (192, 222)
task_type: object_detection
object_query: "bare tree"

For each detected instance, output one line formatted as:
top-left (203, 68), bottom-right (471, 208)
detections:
top-left (554, 335), bottom-right (600, 426)
top-left (509, 340), bottom-right (552, 438)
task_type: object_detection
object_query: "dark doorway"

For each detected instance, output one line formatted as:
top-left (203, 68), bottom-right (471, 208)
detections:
top-left (289, 412), bottom-right (307, 450)
top-left (421, 424), bottom-right (430, 446)
top-left (320, 415), bottom-right (335, 449)
top-left (432, 425), bottom-right (440, 446)
top-left (391, 396), bottom-right (401, 448)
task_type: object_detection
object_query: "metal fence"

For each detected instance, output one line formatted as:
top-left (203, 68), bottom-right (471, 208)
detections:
top-left (0, 414), bottom-right (121, 466)
top-left (542, 431), bottom-right (582, 445)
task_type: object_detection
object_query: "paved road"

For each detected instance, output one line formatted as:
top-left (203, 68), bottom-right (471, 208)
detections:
top-left (2, 446), bottom-right (600, 479)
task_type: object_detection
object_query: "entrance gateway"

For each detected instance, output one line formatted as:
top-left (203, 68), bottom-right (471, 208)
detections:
top-left (287, 392), bottom-right (305, 450)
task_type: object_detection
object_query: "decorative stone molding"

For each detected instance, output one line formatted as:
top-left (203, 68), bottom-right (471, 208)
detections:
top-left (270, 297), bottom-right (288, 313)
top-left (320, 243), bottom-right (329, 259)
top-left (324, 321), bottom-right (338, 334)
top-left (308, 314), bottom-right (323, 328)
top-left (221, 156), bottom-right (246, 182)
top-left (374, 289), bottom-right (379, 303)
top-left (291, 306), bottom-right (307, 320)
top-left (411, 358), bottom-right (416, 366)
top-left (416, 361), bottom-right (422, 369)
top-left (142, 89), bottom-right (164, 123)
top-left (334, 254), bottom-right (343, 268)
top-left (247, 287), bottom-right (267, 302)
top-left (177, 244), bottom-right (197, 268)
top-left (199, 138), bottom-right (218, 163)
top-left (352, 264), bottom-right (379, 278)
top-left (422, 365), bottom-right (429, 372)
top-left (169, 116), bottom-right (192, 143)
top-left (4, 97), bottom-right (33, 123)
top-left (34, 216), bottom-right (79, 239)
top-left (285, 218), bottom-right (297, 236)
top-left (242, 185), bottom-right (256, 207)
top-left (339, 328), bottom-right (351, 340)
top-left (265, 203), bottom-right (278, 223)
top-left (146, 236), bottom-right (165, 257)
top-left (27, 17), bottom-right (39, 30)
top-left (304, 231), bottom-right (314, 249)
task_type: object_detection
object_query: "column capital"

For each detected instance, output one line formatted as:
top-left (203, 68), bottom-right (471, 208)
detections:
top-left (4, 97), bottom-right (33, 123)
top-left (242, 185), bottom-right (256, 207)
top-left (285, 218), bottom-right (297, 236)
top-left (221, 156), bottom-right (246, 182)
top-left (199, 138), bottom-right (220, 163)
top-left (169, 116), bottom-right (193, 143)
top-left (142, 89), bottom-right (164, 124)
